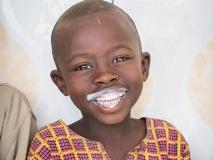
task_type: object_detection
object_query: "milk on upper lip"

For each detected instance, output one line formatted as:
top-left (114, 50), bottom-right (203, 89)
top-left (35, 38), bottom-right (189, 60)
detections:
top-left (86, 87), bottom-right (127, 101)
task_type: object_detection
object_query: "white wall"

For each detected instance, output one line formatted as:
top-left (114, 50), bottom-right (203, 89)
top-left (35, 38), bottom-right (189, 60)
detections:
top-left (0, 0), bottom-right (213, 159)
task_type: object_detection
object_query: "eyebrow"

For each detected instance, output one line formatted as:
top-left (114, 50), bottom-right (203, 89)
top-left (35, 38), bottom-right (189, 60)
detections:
top-left (66, 53), bottom-right (91, 63)
top-left (66, 44), bottom-right (132, 63)
top-left (106, 44), bottom-right (132, 54)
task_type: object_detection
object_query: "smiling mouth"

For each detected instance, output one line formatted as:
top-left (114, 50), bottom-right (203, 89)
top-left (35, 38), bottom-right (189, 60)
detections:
top-left (86, 87), bottom-right (128, 109)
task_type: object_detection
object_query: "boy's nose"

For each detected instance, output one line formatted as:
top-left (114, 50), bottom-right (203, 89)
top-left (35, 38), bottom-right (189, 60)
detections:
top-left (93, 69), bottom-right (119, 85)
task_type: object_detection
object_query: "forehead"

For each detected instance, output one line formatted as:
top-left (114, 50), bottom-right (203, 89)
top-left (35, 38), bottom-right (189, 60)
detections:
top-left (59, 10), bottom-right (135, 38)
top-left (53, 10), bottom-right (139, 61)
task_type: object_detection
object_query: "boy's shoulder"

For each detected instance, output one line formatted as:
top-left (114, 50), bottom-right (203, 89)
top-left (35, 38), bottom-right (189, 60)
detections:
top-left (35, 120), bottom-right (69, 141)
top-left (146, 117), bottom-right (178, 129)
top-left (145, 117), bottom-right (187, 142)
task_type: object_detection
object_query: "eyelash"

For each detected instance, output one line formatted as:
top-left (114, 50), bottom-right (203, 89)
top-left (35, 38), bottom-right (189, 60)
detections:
top-left (73, 64), bottom-right (93, 71)
top-left (113, 56), bottom-right (130, 63)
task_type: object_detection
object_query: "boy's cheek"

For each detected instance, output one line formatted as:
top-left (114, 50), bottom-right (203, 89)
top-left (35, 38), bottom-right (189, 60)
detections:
top-left (122, 65), bottom-right (143, 79)
top-left (66, 78), bottom-right (92, 95)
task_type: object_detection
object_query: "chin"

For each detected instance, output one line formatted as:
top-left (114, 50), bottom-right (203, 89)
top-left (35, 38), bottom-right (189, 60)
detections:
top-left (96, 113), bottom-right (130, 125)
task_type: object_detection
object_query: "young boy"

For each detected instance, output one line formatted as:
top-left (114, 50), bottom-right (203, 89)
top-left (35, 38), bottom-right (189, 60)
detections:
top-left (27, 0), bottom-right (190, 159)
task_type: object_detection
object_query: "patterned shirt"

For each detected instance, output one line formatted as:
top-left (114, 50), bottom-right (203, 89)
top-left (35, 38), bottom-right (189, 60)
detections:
top-left (27, 118), bottom-right (190, 160)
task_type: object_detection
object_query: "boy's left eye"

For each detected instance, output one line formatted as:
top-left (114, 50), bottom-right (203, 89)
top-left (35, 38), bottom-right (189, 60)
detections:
top-left (113, 56), bottom-right (130, 63)
top-left (73, 64), bottom-right (93, 71)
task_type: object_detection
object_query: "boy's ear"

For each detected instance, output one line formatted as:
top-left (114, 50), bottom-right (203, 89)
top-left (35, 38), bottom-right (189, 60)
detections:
top-left (141, 51), bottom-right (151, 81)
top-left (50, 70), bottom-right (68, 96)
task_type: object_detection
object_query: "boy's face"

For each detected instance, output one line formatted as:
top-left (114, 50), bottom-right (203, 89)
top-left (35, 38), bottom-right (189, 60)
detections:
top-left (51, 11), bottom-right (150, 125)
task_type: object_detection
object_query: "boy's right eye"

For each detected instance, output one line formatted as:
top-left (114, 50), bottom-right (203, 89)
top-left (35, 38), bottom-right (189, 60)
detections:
top-left (73, 63), bottom-right (93, 71)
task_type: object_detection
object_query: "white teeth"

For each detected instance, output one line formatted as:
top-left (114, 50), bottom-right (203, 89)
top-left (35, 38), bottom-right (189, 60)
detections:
top-left (87, 87), bottom-right (127, 109)
top-left (100, 101), bottom-right (104, 106)
top-left (94, 97), bottom-right (123, 109)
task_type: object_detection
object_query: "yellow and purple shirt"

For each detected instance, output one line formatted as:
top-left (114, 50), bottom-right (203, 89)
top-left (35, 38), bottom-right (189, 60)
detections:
top-left (27, 118), bottom-right (190, 160)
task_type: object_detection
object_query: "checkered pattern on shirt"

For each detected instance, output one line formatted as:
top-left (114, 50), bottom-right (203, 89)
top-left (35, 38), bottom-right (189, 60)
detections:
top-left (27, 118), bottom-right (190, 160)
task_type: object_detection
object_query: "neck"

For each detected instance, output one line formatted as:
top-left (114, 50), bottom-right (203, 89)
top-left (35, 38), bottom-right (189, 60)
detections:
top-left (71, 114), bottom-right (135, 143)
top-left (86, 115), bottom-right (132, 140)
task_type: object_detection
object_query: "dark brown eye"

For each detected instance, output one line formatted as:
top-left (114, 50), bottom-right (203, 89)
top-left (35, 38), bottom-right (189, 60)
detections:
top-left (74, 64), bottom-right (93, 71)
top-left (113, 56), bottom-right (130, 63)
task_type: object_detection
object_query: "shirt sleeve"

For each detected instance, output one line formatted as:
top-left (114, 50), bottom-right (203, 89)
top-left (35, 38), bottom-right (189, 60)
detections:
top-left (27, 132), bottom-right (51, 160)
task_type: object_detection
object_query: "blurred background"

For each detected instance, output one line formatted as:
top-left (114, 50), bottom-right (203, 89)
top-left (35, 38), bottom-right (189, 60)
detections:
top-left (0, 0), bottom-right (213, 159)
